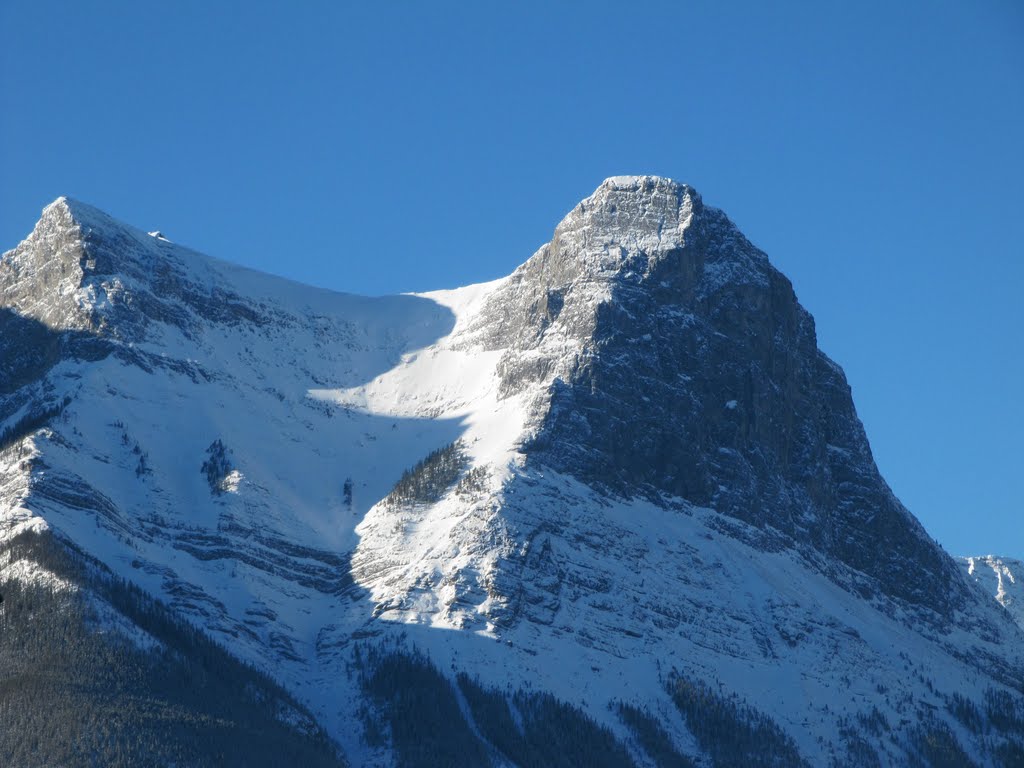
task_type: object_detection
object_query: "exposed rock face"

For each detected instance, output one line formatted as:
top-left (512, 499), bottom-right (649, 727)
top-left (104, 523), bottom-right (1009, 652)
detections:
top-left (473, 176), bottom-right (964, 618)
top-left (0, 197), bottom-right (268, 342)
top-left (0, 198), bottom-right (95, 333)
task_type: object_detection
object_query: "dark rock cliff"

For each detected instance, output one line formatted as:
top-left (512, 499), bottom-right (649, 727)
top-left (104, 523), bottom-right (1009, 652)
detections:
top-left (476, 176), bottom-right (967, 619)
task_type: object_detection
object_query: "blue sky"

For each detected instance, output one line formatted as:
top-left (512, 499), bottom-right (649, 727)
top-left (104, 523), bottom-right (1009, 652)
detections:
top-left (1, 1), bottom-right (1022, 559)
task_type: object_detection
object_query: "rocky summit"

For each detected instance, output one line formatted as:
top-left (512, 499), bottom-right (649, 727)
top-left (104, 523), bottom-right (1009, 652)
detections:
top-left (1, 178), bottom-right (1022, 767)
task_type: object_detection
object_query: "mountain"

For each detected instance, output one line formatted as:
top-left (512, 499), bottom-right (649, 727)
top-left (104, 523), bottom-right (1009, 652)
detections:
top-left (1, 179), bottom-right (1022, 767)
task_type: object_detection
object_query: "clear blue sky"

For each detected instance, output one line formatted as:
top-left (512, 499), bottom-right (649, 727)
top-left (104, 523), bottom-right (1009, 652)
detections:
top-left (2, 1), bottom-right (1021, 559)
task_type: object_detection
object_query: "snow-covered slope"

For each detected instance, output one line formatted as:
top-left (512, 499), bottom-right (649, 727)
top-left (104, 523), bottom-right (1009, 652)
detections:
top-left (962, 556), bottom-right (1024, 630)
top-left (2, 181), bottom-right (1022, 767)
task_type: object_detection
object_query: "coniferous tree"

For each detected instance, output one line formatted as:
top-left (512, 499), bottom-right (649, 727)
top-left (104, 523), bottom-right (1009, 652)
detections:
top-left (343, 478), bottom-right (353, 509)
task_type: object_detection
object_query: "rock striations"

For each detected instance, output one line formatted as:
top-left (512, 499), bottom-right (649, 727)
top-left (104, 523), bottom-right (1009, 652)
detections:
top-left (1, 178), bottom-right (1022, 767)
